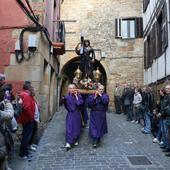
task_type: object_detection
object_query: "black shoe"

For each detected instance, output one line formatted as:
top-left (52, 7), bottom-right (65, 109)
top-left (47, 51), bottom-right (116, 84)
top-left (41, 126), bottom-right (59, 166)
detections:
top-left (165, 153), bottom-right (170, 157)
top-left (65, 146), bottom-right (71, 151)
top-left (97, 138), bottom-right (101, 144)
top-left (160, 145), bottom-right (166, 149)
top-left (142, 131), bottom-right (151, 134)
top-left (65, 143), bottom-right (71, 151)
top-left (93, 144), bottom-right (97, 149)
top-left (162, 149), bottom-right (170, 152)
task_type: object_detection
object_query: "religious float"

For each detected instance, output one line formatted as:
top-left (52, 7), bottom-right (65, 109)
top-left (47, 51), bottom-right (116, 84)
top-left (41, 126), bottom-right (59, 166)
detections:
top-left (73, 36), bottom-right (102, 94)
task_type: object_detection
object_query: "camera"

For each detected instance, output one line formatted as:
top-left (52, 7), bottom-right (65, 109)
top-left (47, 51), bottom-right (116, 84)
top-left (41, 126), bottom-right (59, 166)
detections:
top-left (4, 90), bottom-right (11, 101)
top-left (0, 101), bottom-right (5, 111)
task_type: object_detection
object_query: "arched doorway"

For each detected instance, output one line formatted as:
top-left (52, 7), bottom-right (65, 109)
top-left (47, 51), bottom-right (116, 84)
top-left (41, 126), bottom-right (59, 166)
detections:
top-left (59, 57), bottom-right (107, 102)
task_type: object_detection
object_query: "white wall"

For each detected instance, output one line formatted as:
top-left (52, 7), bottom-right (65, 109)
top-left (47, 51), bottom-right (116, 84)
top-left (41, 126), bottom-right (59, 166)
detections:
top-left (157, 54), bottom-right (166, 79)
top-left (143, 0), bottom-right (170, 84)
top-left (151, 60), bottom-right (157, 83)
top-left (166, 45), bottom-right (170, 75)
top-left (147, 67), bottom-right (152, 84)
top-left (144, 70), bottom-right (148, 85)
top-left (143, 0), bottom-right (158, 31)
top-left (166, 0), bottom-right (170, 76)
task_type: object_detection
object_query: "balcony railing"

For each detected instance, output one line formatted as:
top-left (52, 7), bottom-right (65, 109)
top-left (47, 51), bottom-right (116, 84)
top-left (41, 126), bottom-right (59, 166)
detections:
top-left (52, 20), bottom-right (65, 55)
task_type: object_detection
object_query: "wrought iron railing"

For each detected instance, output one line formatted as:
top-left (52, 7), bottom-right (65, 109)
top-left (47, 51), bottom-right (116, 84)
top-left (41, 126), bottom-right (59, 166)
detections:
top-left (55, 21), bottom-right (65, 43)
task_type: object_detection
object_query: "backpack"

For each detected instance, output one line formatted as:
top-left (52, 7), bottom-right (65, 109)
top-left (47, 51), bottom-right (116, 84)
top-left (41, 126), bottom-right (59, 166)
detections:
top-left (0, 128), bottom-right (7, 159)
top-left (13, 102), bottom-right (23, 120)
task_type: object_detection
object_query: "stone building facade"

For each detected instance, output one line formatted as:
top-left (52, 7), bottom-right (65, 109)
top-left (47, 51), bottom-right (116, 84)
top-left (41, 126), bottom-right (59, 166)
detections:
top-left (0, 0), bottom-right (65, 126)
top-left (59, 0), bottom-right (144, 109)
top-left (143, 0), bottom-right (170, 93)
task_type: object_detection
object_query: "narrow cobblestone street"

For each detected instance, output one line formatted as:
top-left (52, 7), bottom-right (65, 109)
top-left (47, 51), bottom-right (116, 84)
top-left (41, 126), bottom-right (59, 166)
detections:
top-left (10, 107), bottom-right (170, 170)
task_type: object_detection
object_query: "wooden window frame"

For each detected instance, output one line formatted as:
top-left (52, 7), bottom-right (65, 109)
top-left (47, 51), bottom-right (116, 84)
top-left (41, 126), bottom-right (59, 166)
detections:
top-left (115, 17), bottom-right (143, 39)
top-left (143, 0), bottom-right (150, 12)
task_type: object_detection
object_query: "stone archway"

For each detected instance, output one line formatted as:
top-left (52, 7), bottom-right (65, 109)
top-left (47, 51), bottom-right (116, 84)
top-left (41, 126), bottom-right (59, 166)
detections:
top-left (59, 57), bottom-right (108, 104)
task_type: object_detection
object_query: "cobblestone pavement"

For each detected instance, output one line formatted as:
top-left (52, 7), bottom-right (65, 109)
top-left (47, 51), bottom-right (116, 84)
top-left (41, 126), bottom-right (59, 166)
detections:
top-left (11, 107), bottom-right (170, 170)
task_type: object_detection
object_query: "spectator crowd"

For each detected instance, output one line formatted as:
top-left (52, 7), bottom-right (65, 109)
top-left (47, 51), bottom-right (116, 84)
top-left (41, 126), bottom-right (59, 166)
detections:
top-left (1, 71), bottom-right (170, 170)
top-left (0, 74), bottom-right (40, 170)
top-left (114, 81), bottom-right (170, 157)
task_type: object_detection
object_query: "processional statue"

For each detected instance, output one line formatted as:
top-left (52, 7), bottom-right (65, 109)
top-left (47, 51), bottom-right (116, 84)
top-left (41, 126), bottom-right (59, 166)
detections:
top-left (73, 35), bottom-right (102, 91)
top-left (75, 36), bottom-right (95, 79)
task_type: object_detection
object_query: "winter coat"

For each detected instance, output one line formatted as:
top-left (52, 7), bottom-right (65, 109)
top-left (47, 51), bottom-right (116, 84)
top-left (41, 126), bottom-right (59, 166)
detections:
top-left (141, 92), bottom-right (154, 112)
top-left (17, 90), bottom-right (35, 125)
top-left (162, 94), bottom-right (170, 120)
top-left (122, 87), bottom-right (134, 106)
top-left (0, 101), bottom-right (14, 159)
top-left (133, 92), bottom-right (142, 107)
top-left (0, 101), bottom-right (14, 129)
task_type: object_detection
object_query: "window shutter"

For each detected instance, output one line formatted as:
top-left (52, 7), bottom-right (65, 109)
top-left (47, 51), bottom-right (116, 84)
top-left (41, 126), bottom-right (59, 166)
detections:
top-left (135, 17), bottom-right (143, 38)
top-left (148, 34), bottom-right (153, 67)
top-left (143, 0), bottom-right (150, 12)
top-left (152, 23), bottom-right (156, 59)
top-left (144, 41), bottom-right (147, 69)
top-left (155, 21), bottom-right (161, 58)
top-left (144, 40), bottom-right (149, 69)
top-left (162, 3), bottom-right (168, 50)
top-left (115, 18), bottom-right (121, 38)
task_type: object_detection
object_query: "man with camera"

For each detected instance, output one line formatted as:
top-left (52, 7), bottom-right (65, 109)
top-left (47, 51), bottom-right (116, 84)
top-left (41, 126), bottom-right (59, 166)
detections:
top-left (17, 81), bottom-right (36, 159)
top-left (0, 74), bottom-right (14, 170)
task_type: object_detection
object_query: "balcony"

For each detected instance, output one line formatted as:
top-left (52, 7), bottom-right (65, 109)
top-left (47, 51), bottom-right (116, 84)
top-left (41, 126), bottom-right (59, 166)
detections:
top-left (52, 21), bottom-right (65, 55)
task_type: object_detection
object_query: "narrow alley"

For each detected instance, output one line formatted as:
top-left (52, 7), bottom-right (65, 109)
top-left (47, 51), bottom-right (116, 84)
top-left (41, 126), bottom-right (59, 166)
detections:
top-left (11, 108), bottom-right (170, 170)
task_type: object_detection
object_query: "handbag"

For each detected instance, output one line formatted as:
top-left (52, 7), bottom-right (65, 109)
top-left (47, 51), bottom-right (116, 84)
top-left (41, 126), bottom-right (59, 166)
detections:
top-left (3, 127), bottom-right (14, 153)
top-left (0, 130), bottom-right (7, 159)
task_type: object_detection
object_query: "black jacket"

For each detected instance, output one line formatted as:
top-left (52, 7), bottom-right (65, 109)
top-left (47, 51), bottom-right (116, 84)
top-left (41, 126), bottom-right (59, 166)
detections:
top-left (141, 91), bottom-right (154, 112)
top-left (122, 87), bottom-right (134, 105)
top-left (162, 94), bottom-right (170, 119)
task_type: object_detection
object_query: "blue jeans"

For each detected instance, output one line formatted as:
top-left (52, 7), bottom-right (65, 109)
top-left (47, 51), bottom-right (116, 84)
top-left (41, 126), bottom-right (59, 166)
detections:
top-left (156, 120), bottom-right (162, 141)
top-left (20, 121), bottom-right (34, 157)
top-left (161, 119), bottom-right (167, 146)
top-left (125, 105), bottom-right (133, 120)
top-left (163, 120), bottom-right (170, 149)
top-left (144, 111), bottom-right (151, 133)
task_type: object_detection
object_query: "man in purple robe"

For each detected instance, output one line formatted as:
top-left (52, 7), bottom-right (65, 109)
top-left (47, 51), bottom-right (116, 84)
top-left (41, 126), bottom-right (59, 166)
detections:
top-left (80, 94), bottom-right (89, 127)
top-left (63, 84), bottom-right (83, 150)
top-left (87, 85), bottom-right (109, 148)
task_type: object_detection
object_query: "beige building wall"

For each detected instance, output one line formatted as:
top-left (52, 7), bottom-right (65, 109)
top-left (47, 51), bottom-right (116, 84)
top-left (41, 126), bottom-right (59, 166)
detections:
top-left (5, 30), bottom-right (58, 126)
top-left (60, 0), bottom-right (144, 109)
top-left (3, 0), bottom-right (62, 126)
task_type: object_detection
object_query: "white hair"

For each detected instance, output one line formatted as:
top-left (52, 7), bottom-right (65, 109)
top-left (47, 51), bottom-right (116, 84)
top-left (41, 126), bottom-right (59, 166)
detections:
top-left (68, 84), bottom-right (76, 88)
top-left (0, 74), bottom-right (5, 81)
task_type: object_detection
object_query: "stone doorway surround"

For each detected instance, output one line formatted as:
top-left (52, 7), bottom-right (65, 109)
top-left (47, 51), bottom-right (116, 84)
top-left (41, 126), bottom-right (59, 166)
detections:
top-left (58, 56), bottom-right (108, 105)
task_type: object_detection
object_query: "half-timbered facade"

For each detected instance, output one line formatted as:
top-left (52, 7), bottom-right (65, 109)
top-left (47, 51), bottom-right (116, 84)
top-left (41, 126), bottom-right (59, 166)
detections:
top-left (143, 0), bottom-right (170, 86)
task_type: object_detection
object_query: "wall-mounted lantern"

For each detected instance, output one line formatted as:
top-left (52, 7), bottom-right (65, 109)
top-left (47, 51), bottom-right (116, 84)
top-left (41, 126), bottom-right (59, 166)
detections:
top-left (28, 34), bottom-right (38, 57)
top-left (15, 34), bottom-right (38, 63)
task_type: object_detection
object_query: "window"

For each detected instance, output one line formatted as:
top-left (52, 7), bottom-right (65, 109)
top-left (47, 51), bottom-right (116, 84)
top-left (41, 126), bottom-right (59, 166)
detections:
top-left (115, 17), bottom-right (143, 39)
top-left (144, 2), bottom-right (168, 69)
top-left (143, 0), bottom-right (150, 12)
top-left (122, 19), bottom-right (135, 39)
top-left (144, 34), bottom-right (152, 69)
top-left (156, 2), bottom-right (168, 56)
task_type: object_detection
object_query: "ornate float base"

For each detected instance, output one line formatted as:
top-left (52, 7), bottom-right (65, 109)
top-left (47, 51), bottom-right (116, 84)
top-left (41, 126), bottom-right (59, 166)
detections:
top-left (78, 89), bottom-right (96, 94)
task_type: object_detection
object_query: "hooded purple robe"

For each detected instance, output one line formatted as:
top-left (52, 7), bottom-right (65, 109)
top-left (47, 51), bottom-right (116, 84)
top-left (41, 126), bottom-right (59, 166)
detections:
top-left (87, 93), bottom-right (109, 139)
top-left (63, 94), bottom-right (83, 144)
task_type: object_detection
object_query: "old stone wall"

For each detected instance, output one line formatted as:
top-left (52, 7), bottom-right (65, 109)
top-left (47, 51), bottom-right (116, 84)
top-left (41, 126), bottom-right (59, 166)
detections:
top-left (0, 0), bottom-right (59, 125)
top-left (60, 0), bottom-right (144, 109)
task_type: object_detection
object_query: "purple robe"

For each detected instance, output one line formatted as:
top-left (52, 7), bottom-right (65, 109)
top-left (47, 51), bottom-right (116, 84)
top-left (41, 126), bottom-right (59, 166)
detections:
top-left (63, 94), bottom-right (83, 144)
top-left (80, 94), bottom-right (89, 125)
top-left (88, 93), bottom-right (109, 139)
